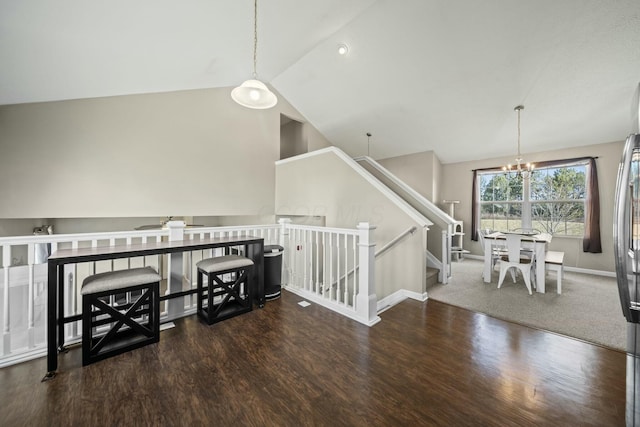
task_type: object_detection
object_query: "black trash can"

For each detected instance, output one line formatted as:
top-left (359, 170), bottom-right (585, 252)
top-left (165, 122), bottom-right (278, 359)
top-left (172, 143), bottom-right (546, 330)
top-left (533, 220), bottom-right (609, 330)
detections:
top-left (264, 245), bottom-right (284, 300)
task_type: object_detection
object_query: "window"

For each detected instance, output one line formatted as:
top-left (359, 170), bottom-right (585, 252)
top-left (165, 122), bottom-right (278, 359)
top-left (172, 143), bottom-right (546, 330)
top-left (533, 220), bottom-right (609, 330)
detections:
top-left (530, 165), bottom-right (586, 236)
top-left (478, 162), bottom-right (587, 236)
top-left (472, 156), bottom-right (601, 252)
top-left (479, 172), bottom-right (523, 232)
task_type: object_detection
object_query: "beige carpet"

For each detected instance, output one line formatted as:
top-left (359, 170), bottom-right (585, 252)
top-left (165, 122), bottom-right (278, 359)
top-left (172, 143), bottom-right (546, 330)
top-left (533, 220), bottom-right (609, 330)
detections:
top-left (427, 258), bottom-right (627, 351)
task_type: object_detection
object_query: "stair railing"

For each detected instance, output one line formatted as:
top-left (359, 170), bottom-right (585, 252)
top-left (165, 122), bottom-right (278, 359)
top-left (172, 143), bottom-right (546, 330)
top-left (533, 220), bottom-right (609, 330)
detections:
top-left (376, 226), bottom-right (418, 258)
top-left (353, 156), bottom-right (455, 284)
top-left (323, 225), bottom-right (418, 291)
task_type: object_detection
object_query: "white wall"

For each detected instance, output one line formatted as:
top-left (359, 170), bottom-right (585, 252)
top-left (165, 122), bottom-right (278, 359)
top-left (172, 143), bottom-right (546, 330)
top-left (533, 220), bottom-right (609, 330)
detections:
top-left (275, 149), bottom-right (427, 298)
top-left (431, 153), bottom-right (442, 206)
top-left (378, 151), bottom-right (441, 202)
top-left (303, 121), bottom-right (332, 152)
top-left (0, 86), bottom-right (327, 221)
top-left (376, 151), bottom-right (446, 259)
top-left (0, 219), bottom-right (48, 237)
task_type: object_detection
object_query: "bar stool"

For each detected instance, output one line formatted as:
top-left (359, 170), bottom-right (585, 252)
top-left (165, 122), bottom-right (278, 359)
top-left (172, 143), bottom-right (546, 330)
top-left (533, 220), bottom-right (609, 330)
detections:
top-left (81, 266), bottom-right (161, 366)
top-left (196, 255), bottom-right (254, 325)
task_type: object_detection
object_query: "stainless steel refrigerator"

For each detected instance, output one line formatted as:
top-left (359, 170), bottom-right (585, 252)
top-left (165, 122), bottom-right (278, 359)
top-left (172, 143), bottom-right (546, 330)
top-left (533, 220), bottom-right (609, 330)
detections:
top-left (614, 83), bottom-right (640, 426)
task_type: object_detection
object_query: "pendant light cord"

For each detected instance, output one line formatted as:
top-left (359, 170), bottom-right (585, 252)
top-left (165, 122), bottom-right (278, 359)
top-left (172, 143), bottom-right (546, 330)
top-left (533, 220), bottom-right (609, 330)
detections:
top-left (253, 0), bottom-right (258, 78)
top-left (230, 0), bottom-right (277, 109)
top-left (517, 107), bottom-right (521, 159)
top-left (514, 105), bottom-right (524, 164)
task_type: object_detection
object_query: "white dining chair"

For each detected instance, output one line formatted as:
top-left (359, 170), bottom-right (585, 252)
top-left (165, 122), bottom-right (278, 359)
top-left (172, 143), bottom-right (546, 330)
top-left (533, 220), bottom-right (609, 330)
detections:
top-left (478, 229), bottom-right (509, 280)
top-left (497, 233), bottom-right (536, 295)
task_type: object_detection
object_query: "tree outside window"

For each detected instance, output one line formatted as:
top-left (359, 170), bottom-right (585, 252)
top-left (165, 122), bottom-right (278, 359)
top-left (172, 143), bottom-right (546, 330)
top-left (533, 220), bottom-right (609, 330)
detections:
top-left (530, 166), bottom-right (586, 235)
top-left (479, 173), bottom-right (522, 232)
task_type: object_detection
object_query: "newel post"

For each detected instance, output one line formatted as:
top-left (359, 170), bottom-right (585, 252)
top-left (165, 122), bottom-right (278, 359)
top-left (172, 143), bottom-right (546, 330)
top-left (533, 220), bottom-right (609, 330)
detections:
top-left (356, 223), bottom-right (381, 326)
top-left (278, 218), bottom-right (291, 285)
top-left (441, 229), bottom-right (449, 284)
top-left (166, 220), bottom-right (186, 319)
top-left (167, 220), bottom-right (185, 241)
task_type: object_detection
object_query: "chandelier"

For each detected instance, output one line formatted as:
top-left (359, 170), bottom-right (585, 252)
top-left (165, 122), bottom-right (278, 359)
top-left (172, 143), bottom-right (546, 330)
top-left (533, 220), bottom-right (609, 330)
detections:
top-left (231, 0), bottom-right (278, 109)
top-left (503, 105), bottom-right (533, 177)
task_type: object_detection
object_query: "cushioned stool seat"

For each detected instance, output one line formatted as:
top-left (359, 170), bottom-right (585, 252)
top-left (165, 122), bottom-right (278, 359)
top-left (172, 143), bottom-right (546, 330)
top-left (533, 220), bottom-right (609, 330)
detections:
top-left (81, 266), bottom-right (161, 366)
top-left (197, 255), bottom-right (254, 325)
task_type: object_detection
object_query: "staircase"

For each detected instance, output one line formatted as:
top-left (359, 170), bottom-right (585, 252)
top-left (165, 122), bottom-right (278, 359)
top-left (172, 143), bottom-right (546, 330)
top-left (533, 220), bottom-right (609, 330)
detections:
top-left (354, 156), bottom-right (458, 283)
top-left (426, 267), bottom-right (439, 287)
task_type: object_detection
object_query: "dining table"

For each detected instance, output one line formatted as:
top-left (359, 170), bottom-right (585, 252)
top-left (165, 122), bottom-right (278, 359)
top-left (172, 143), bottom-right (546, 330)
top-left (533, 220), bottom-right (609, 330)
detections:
top-left (482, 231), bottom-right (552, 293)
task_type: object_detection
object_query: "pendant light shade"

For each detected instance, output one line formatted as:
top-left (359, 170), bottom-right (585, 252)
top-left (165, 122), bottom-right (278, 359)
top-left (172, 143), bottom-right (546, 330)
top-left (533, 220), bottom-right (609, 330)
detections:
top-left (231, 0), bottom-right (277, 109)
top-left (231, 79), bottom-right (277, 109)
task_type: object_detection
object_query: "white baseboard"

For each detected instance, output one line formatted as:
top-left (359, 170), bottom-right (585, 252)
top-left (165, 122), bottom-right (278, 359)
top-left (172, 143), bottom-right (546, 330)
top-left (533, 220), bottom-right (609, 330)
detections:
top-left (461, 254), bottom-right (616, 278)
top-left (283, 286), bottom-right (381, 326)
top-left (563, 266), bottom-right (616, 277)
top-left (377, 289), bottom-right (428, 314)
top-left (0, 346), bottom-right (47, 369)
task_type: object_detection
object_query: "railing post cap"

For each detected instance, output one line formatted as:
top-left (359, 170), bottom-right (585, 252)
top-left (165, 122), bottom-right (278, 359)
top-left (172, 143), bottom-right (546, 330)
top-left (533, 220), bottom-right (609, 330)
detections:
top-left (278, 218), bottom-right (292, 224)
top-left (165, 220), bottom-right (186, 228)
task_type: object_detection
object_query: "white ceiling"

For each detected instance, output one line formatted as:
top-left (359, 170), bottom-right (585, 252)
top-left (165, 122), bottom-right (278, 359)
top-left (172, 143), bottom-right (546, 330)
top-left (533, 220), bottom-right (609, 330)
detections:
top-left (2, 0), bottom-right (639, 163)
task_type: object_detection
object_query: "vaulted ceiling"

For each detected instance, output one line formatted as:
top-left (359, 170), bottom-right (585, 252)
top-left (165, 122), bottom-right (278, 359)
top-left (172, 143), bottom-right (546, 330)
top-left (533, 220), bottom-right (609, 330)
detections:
top-left (2, 0), bottom-right (639, 163)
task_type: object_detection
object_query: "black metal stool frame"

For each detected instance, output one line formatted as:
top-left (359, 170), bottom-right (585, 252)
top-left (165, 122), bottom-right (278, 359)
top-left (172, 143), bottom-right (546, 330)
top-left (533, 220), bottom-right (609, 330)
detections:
top-left (82, 281), bottom-right (160, 366)
top-left (197, 265), bottom-right (253, 325)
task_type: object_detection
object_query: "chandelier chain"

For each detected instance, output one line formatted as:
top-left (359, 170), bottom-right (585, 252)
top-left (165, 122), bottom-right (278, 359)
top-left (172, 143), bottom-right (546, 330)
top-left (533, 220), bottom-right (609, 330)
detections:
top-left (503, 105), bottom-right (532, 176)
top-left (253, 0), bottom-right (258, 78)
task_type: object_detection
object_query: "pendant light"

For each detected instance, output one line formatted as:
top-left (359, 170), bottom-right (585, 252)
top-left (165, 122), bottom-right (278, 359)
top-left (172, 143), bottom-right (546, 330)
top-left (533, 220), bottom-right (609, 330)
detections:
top-left (503, 105), bottom-right (533, 178)
top-left (231, 0), bottom-right (277, 109)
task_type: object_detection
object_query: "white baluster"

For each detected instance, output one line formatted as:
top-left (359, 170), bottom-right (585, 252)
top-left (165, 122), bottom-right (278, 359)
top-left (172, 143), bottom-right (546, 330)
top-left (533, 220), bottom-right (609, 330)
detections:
top-left (322, 231), bottom-right (327, 299)
top-left (298, 229), bottom-right (304, 290)
top-left (91, 240), bottom-right (97, 275)
top-left (64, 265), bottom-right (75, 340)
top-left (305, 229), bottom-right (311, 292)
top-left (296, 228), bottom-right (302, 288)
top-left (442, 229), bottom-right (449, 284)
top-left (315, 230), bottom-right (320, 294)
top-left (302, 230), bottom-right (306, 289)
top-left (336, 234), bottom-right (341, 304)
top-left (278, 218), bottom-right (291, 287)
top-left (344, 233), bottom-right (348, 306)
top-left (328, 233), bottom-right (333, 301)
top-left (109, 238), bottom-right (115, 271)
top-left (126, 237), bottom-right (132, 269)
top-left (27, 243), bottom-right (35, 348)
top-left (290, 228), bottom-right (296, 288)
top-left (166, 220), bottom-right (186, 320)
top-left (309, 231), bottom-right (313, 290)
top-left (142, 236), bottom-right (148, 267)
top-left (2, 245), bottom-right (11, 355)
top-left (352, 235), bottom-right (358, 309)
top-left (186, 250), bottom-right (194, 308)
top-left (70, 240), bottom-right (80, 338)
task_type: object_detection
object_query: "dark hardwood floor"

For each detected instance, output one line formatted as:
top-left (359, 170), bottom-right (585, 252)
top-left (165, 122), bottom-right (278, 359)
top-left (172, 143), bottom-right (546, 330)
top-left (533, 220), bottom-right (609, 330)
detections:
top-left (0, 291), bottom-right (626, 426)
